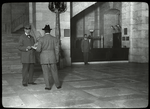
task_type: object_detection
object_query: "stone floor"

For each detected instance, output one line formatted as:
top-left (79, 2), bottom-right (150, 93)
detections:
top-left (2, 62), bottom-right (149, 108)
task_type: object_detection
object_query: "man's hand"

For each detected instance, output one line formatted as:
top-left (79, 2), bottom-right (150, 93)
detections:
top-left (27, 46), bottom-right (32, 50)
top-left (26, 46), bottom-right (32, 51)
top-left (31, 46), bottom-right (37, 49)
top-left (34, 42), bottom-right (38, 47)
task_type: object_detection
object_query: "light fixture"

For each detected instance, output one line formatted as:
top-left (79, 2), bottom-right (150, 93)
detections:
top-left (110, 26), bottom-right (116, 31)
top-left (115, 24), bottom-right (121, 32)
top-left (89, 29), bottom-right (94, 33)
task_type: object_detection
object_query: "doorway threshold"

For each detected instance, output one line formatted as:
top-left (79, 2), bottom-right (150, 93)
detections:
top-left (72, 60), bottom-right (129, 65)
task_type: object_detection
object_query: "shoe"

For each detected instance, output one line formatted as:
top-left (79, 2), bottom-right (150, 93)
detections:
top-left (28, 82), bottom-right (37, 85)
top-left (57, 86), bottom-right (61, 89)
top-left (23, 84), bottom-right (28, 87)
top-left (45, 87), bottom-right (51, 90)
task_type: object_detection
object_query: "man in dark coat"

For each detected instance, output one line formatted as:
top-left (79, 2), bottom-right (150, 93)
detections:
top-left (18, 25), bottom-right (36, 86)
top-left (33, 25), bottom-right (61, 90)
top-left (81, 34), bottom-right (91, 65)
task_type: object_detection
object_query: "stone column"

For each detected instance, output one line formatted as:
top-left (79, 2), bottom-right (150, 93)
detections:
top-left (130, 2), bottom-right (149, 63)
top-left (122, 2), bottom-right (148, 63)
top-left (29, 2), bottom-right (33, 24)
top-left (94, 6), bottom-right (100, 48)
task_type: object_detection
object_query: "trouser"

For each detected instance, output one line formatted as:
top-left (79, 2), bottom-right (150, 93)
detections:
top-left (22, 63), bottom-right (34, 85)
top-left (83, 52), bottom-right (89, 64)
top-left (41, 64), bottom-right (60, 88)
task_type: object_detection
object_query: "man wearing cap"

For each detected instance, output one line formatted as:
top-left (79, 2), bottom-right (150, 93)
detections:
top-left (18, 25), bottom-right (36, 87)
top-left (32, 25), bottom-right (61, 90)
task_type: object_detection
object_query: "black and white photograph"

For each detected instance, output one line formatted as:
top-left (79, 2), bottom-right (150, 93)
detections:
top-left (2, 2), bottom-right (149, 108)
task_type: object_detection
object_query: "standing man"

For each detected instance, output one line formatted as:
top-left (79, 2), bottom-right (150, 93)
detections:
top-left (33, 25), bottom-right (61, 90)
top-left (18, 25), bottom-right (36, 87)
top-left (81, 34), bottom-right (91, 65)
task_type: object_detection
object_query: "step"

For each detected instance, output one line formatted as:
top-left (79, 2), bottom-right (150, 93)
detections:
top-left (10, 69), bottom-right (22, 74)
top-left (2, 34), bottom-right (13, 38)
top-left (2, 52), bottom-right (19, 57)
top-left (2, 32), bottom-right (29, 74)
top-left (2, 46), bottom-right (18, 49)
top-left (2, 60), bottom-right (21, 65)
top-left (2, 56), bottom-right (20, 61)
top-left (2, 39), bottom-right (14, 43)
top-left (2, 64), bottom-right (22, 73)
top-left (2, 33), bottom-right (22, 37)
top-left (2, 34), bottom-right (21, 42)
top-left (2, 65), bottom-right (10, 70)
top-left (2, 69), bottom-right (22, 74)
top-left (2, 64), bottom-right (42, 74)
top-left (10, 65), bottom-right (22, 70)
top-left (2, 35), bottom-right (21, 39)
top-left (2, 42), bottom-right (18, 47)
top-left (2, 48), bottom-right (19, 52)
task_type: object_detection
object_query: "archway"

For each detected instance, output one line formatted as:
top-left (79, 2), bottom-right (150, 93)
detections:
top-left (103, 9), bottom-right (121, 48)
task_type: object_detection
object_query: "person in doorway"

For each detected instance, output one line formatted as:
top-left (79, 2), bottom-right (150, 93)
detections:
top-left (32, 25), bottom-right (61, 90)
top-left (81, 34), bottom-right (91, 65)
top-left (18, 25), bottom-right (36, 87)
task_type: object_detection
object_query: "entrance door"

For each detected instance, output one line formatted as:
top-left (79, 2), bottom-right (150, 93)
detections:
top-left (113, 32), bottom-right (121, 48)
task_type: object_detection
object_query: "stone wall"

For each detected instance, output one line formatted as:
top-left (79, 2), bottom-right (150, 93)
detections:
top-left (122, 2), bottom-right (148, 63)
top-left (73, 2), bottom-right (121, 48)
top-left (2, 3), bottom-right (11, 33)
top-left (74, 4), bottom-right (97, 38)
top-left (100, 2), bottom-right (121, 48)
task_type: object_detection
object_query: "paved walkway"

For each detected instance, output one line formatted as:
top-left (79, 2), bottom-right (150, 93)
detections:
top-left (2, 62), bottom-right (149, 108)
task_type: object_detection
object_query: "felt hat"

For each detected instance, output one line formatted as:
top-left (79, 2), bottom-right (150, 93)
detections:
top-left (42, 25), bottom-right (52, 30)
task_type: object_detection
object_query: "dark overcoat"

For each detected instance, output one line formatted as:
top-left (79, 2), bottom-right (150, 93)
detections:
top-left (81, 39), bottom-right (91, 52)
top-left (18, 34), bottom-right (36, 63)
top-left (36, 34), bottom-right (59, 64)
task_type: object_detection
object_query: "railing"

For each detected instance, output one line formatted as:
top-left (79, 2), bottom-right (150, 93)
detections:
top-left (11, 13), bottom-right (29, 32)
top-left (11, 12), bottom-right (41, 42)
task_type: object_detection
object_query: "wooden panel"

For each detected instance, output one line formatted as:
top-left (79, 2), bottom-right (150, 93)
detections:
top-left (71, 48), bottom-right (129, 62)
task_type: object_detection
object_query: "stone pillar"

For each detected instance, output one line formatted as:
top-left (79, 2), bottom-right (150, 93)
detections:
top-left (32, 2), bottom-right (71, 66)
top-left (29, 2), bottom-right (33, 24)
top-left (130, 2), bottom-right (149, 63)
top-left (122, 2), bottom-right (148, 63)
top-left (94, 6), bottom-right (101, 48)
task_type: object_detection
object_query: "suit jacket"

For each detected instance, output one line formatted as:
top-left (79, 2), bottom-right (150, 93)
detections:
top-left (81, 39), bottom-right (90, 52)
top-left (36, 34), bottom-right (59, 64)
top-left (18, 33), bottom-right (36, 63)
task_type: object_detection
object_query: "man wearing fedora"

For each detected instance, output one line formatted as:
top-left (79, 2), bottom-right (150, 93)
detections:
top-left (18, 25), bottom-right (36, 87)
top-left (32, 25), bottom-right (61, 90)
